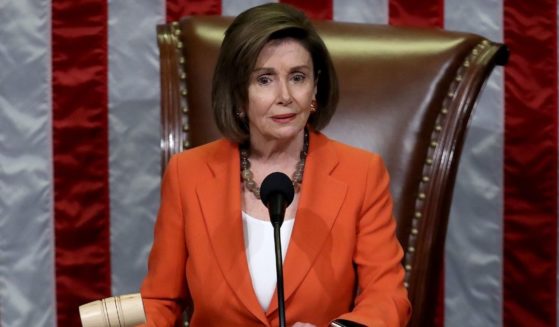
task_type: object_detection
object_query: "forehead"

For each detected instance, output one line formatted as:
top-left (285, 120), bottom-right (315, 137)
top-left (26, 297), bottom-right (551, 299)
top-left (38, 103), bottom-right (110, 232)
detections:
top-left (254, 37), bottom-right (312, 67)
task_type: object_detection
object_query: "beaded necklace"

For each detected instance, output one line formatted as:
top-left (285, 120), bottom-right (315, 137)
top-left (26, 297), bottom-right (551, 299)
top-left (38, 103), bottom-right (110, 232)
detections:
top-left (240, 129), bottom-right (309, 200)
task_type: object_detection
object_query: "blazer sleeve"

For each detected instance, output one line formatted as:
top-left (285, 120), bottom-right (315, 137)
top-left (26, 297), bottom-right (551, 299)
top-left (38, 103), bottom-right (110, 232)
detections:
top-left (337, 154), bottom-right (411, 327)
top-left (140, 155), bottom-right (189, 326)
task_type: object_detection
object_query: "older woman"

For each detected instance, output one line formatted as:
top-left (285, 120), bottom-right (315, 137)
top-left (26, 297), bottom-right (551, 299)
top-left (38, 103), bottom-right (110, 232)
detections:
top-left (141, 3), bottom-right (410, 327)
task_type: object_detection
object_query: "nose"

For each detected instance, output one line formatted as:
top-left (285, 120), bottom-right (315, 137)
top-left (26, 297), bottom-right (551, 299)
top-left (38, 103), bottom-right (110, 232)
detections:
top-left (277, 79), bottom-right (292, 105)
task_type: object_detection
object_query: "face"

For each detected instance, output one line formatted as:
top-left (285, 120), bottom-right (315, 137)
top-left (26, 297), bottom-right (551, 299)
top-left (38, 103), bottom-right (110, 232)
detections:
top-left (246, 38), bottom-right (316, 144)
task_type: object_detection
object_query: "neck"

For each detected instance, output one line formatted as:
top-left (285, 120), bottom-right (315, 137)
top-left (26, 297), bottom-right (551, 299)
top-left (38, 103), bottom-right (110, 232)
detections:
top-left (249, 130), bottom-right (305, 162)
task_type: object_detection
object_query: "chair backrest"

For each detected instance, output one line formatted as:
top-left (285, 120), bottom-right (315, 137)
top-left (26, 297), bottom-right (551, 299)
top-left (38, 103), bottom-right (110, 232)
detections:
top-left (157, 16), bottom-right (507, 327)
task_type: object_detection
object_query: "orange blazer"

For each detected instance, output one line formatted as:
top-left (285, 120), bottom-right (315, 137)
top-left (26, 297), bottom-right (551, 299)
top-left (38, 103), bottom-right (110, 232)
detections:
top-left (141, 131), bottom-right (411, 327)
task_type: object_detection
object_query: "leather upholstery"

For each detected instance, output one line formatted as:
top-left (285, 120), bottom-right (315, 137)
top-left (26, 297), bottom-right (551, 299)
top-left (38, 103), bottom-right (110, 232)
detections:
top-left (157, 16), bottom-right (507, 327)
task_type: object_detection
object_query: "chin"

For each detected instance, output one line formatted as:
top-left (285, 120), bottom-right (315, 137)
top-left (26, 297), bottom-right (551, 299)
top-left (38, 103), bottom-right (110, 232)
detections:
top-left (272, 126), bottom-right (305, 140)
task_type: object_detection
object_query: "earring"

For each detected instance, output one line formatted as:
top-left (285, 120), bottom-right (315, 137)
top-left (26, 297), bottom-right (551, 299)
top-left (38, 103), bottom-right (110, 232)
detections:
top-left (310, 100), bottom-right (318, 113)
top-left (236, 111), bottom-right (246, 119)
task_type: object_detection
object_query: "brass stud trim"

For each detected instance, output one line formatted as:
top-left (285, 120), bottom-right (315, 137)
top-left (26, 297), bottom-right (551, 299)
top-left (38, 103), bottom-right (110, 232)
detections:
top-left (169, 21), bottom-right (190, 151)
top-left (404, 40), bottom-right (486, 289)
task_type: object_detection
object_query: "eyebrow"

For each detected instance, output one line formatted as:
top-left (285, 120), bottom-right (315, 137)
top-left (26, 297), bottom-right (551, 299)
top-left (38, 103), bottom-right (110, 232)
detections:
top-left (252, 65), bottom-right (312, 74)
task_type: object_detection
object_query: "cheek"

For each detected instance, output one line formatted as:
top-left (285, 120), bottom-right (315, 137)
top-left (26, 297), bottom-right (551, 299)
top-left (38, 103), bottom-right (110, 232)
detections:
top-left (248, 84), bottom-right (276, 101)
top-left (294, 87), bottom-right (315, 105)
top-left (295, 82), bottom-right (315, 96)
top-left (253, 91), bottom-right (273, 102)
top-left (247, 94), bottom-right (273, 120)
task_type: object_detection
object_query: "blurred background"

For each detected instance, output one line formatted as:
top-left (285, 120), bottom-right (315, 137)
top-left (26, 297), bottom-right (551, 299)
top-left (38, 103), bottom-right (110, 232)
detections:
top-left (0, 0), bottom-right (555, 326)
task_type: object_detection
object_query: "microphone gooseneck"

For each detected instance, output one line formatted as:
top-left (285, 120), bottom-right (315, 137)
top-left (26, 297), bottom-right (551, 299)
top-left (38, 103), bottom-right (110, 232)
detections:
top-left (259, 172), bottom-right (294, 327)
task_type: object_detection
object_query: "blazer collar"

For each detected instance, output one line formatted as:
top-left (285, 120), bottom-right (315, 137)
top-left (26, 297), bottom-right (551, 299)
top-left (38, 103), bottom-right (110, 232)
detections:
top-left (195, 140), bottom-right (269, 324)
top-left (196, 133), bottom-right (347, 322)
top-left (266, 131), bottom-right (347, 316)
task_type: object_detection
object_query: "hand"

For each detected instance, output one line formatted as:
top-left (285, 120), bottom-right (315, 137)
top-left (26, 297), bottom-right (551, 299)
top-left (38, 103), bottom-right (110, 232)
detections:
top-left (292, 323), bottom-right (317, 327)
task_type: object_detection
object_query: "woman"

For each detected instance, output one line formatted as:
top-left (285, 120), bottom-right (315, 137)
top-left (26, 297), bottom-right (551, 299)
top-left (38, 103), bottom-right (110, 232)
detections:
top-left (141, 3), bottom-right (411, 326)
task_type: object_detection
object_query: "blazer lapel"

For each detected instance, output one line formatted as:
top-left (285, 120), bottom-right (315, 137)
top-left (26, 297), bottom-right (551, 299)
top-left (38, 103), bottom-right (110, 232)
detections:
top-left (267, 132), bottom-right (348, 315)
top-left (196, 140), bottom-right (268, 325)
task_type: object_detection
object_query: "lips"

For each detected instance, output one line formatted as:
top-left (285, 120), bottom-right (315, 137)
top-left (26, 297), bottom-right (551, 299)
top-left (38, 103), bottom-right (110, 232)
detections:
top-left (271, 113), bottom-right (296, 123)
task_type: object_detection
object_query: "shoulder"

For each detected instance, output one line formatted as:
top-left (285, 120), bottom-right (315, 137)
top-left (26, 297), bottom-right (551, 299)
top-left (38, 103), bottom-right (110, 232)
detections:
top-left (164, 138), bottom-right (236, 178)
top-left (314, 132), bottom-right (385, 170)
top-left (309, 132), bottom-right (389, 193)
top-left (170, 138), bottom-right (234, 166)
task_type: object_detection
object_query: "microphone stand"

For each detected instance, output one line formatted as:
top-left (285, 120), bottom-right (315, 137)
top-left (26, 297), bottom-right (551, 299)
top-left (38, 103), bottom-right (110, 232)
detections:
top-left (272, 221), bottom-right (286, 327)
top-left (260, 172), bottom-right (294, 327)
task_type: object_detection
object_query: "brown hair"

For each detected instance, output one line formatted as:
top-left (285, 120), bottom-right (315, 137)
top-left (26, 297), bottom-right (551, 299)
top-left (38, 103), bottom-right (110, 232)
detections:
top-left (212, 3), bottom-right (339, 143)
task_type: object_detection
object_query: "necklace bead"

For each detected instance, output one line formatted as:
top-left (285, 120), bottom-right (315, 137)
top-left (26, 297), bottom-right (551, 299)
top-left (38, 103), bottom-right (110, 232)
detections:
top-left (240, 129), bottom-right (309, 200)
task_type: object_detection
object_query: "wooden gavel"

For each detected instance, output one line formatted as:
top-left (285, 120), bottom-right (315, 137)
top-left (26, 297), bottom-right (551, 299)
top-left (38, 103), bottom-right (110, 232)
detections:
top-left (79, 293), bottom-right (146, 327)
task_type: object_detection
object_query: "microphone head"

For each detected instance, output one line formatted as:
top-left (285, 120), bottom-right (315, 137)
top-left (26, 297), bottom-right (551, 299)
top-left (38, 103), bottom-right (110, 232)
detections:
top-left (260, 172), bottom-right (295, 208)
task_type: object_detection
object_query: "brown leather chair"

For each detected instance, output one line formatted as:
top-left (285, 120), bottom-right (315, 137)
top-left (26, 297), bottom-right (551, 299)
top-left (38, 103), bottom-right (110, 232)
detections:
top-left (157, 16), bottom-right (508, 327)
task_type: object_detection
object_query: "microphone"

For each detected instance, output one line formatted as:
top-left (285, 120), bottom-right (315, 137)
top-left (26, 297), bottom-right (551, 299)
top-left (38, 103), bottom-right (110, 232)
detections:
top-left (260, 172), bottom-right (295, 227)
top-left (260, 172), bottom-right (294, 327)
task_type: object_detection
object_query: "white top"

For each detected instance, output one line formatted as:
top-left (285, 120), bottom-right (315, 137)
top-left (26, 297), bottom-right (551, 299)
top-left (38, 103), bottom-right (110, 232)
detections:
top-left (241, 211), bottom-right (295, 311)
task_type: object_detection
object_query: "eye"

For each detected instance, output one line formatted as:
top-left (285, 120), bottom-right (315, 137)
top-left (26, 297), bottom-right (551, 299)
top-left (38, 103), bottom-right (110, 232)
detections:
top-left (256, 75), bottom-right (273, 86)
top-left (291, 73), bottom-right (306, 83)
